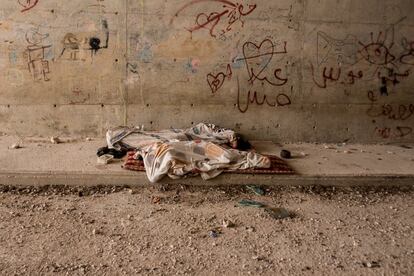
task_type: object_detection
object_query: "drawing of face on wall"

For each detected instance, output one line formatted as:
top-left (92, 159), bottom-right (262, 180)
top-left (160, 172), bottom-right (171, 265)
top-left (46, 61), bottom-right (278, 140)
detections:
top-left (25, 28), bottom-right (49, 46)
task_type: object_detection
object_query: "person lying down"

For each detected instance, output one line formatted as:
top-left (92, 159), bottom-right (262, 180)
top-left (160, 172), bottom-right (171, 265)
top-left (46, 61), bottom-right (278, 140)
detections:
top-left (103, 123), bottom-right (271, 182)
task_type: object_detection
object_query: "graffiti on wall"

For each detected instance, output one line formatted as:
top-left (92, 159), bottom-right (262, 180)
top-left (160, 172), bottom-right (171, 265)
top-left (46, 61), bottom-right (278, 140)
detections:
top-left (241, 39), bottom-right (288, 86)
top-left (59, 19), bottom-right (110, 61)
top-left (366, 90), bottom-right (413, 139)
top-left (18, 0), bottom-right (39, 12)
top-left (24, 28), bottom-right (51, 81)
top-left (206, 37), bottom-right (292, 113)
top-left (171, 0), bottom-right (257, 38)
top-left (311, 20), bottom-right (413, 95)
top-left (207, 64), bottom-right (232, 94)
top-left (310, 18), bottom-right (414, 139)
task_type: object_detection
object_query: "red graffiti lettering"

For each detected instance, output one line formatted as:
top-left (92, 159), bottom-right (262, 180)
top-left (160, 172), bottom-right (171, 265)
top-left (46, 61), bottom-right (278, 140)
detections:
top-left (172, 0), bottom-right (257, 38)
top-left (241, 39), bottom-right (288, 86)
top-left (236, 78), bottom-right (291, 113)
top-left (18, 0), bottom-right (39, 12)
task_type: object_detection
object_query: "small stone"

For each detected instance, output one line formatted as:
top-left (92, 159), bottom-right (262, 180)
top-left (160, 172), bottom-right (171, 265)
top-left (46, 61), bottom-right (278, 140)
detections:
top-left (50, 136), bottom-right (61, 144)
top-left (9, 143), bottom-right (22, 149)
top-left (152, 196), bottom-right (161, 204)
top-left (222, 219), bottom-right (235, 228)
top-left (252, 256), bottom-right (263, 261)
top-left (324, 145), bottom-right (335, 149)
top-left (265, 207), bottom-right (290, 220)
top-left (97, 154), bottom-right (114, 165)
top-left (246, 226), bottom-right (255, 233)
top-left (85, 137), bottom-right (92, 141)
top-left (364, 261), bottom-right (380, 268)
top-left (127, 188), bottom-right (137, 195)
top-left (208, 230), bottom-right (218, 238)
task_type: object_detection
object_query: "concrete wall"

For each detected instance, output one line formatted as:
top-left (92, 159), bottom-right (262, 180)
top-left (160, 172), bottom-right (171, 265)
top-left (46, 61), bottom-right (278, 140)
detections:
top-left (1, 0), bottom-right (413, 143)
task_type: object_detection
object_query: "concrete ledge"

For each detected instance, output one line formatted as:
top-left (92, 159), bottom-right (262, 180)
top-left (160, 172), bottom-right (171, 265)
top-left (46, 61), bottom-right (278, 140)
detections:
top-left (0, 136), bottom-right (413, 187)
top-left (1, 171), bottom-right (413, 187)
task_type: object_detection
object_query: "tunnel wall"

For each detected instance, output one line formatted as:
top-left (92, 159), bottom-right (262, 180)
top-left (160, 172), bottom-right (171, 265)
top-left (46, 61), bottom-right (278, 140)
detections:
top-left (0, 0), bottom-right (413, 143)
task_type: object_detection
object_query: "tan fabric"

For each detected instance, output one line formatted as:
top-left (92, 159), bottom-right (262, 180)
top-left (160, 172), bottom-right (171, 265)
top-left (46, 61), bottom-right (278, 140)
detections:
top-left (106, 123), bottom-right (269, 182)
top-left (135, 141), bottom-right (271, 183)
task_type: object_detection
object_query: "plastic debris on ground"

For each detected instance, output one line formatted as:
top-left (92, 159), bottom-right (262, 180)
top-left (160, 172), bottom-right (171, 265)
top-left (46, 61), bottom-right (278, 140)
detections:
top-left (238, 199), bottom-right (291, 220)
top-left (246, 185), bottom-right (265, 196)
top-left (238, 199), bottom-right (266, 208)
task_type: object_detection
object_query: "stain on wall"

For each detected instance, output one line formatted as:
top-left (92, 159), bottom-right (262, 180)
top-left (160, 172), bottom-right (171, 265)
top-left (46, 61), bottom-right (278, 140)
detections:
top-left (0, 0), bottom-right (413, 143)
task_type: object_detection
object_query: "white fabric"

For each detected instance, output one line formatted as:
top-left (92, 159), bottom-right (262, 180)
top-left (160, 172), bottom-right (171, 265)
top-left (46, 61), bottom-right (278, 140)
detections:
top-left (105, 123), bottom-right (270, 182)
top-left (135, 141), bottom-right (270, 183)
top-left (106, 123), bottom-right (236, 150)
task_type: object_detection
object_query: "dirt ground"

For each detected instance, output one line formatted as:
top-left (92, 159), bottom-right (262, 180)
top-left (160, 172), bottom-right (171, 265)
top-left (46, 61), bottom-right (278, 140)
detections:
top-left (0, 184), bottom-right (412, 275)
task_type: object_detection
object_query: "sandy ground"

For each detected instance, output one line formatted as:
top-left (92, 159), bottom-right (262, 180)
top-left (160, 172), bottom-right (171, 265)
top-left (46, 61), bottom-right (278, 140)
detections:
top-left (0, 185), bottom-right (413, 275)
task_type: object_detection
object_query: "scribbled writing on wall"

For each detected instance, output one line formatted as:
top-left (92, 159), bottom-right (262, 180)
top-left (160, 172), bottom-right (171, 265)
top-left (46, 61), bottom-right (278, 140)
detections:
top-left (206, 38), bottom-right (292, 113)
top-left (24, 28), bottom-right (51, 81)
top-left (236, 38), bottom-right (291, 113)
top-left (127, 63), bottom-right (139, 74)
top-left (18, 0), bottom-right (39, 12)
top-left (241, 39), bottom-right (288, 86)
top-left (236, 78), bottom-right (292, 113)
top-left (171, 0), bottom-right (257, 38)
top-left (366, 90), bottom-right (413, 139)
top-left (311, 21), bottom-right (413, 95)
top-left (311, 18), bottom-right (413, 139)
top-left (125, 62), bottom-right (140, 85)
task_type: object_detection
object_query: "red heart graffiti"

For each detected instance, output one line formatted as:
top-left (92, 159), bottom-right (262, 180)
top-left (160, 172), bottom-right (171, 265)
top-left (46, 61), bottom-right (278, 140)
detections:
top-left (242, 39), bottom-right (275, 83)
top-left (207, 73), bottom-right (226, 94)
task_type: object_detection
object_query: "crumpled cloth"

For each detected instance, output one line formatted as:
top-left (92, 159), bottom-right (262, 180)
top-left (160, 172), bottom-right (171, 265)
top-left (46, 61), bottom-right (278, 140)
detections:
top-left (106, 123), bottom-right (237, 150)
top-left (105, 123), bottom-right (270, 182)
top-left (135, 140), bottom-right (271, 183)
